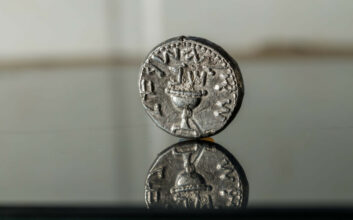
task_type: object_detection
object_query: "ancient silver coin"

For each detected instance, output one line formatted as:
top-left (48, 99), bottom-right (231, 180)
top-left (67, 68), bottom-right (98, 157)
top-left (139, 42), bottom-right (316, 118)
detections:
top-left (139, 36), bottom-right (244, 138)
top-left (145, 140), bottom-right (248, 209)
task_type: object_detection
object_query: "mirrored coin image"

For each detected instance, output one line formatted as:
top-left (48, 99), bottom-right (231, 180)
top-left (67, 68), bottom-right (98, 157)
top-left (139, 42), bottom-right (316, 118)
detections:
top-left (139, 36), bottom-right (244, 138)
top-left (145, 140), bottom-right (248, 209)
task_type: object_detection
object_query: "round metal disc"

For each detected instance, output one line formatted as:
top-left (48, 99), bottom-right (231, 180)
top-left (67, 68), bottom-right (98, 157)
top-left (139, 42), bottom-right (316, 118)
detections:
top-left (145, 140), bottom-right (248, 209)
top-left (139, 36), bottom-right (244, 138)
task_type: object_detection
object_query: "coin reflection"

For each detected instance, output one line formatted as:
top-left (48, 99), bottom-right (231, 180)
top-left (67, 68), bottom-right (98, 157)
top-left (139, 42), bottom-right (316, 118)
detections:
top-left (145, 140), bottom-right (248, 209)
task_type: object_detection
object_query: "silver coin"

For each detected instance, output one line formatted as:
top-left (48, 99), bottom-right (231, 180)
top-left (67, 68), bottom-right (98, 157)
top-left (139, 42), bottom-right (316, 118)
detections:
top-left (139, 36), bottom-right (244, 138)
top-left (145, 140), bottom-right (248, 209)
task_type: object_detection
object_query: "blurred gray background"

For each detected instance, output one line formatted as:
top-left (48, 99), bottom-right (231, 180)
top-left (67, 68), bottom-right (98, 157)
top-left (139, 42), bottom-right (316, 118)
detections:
top-left (0, 0), bottom-right (353, 206)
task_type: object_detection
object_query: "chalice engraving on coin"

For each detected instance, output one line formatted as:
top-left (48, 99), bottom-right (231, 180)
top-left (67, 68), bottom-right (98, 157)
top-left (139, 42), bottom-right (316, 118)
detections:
top-left (139, 36), bottom-right (244, 138)
top-left (145, 141), bottom-right (248, 209)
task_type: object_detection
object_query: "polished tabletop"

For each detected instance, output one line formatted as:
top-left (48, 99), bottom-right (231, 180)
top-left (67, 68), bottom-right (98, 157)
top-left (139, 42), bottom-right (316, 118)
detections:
top-left (0, 57), bottom-right (352, 207)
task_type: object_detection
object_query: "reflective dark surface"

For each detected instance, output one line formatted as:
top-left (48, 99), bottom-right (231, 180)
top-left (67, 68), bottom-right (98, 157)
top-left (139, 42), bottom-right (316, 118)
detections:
top-left (0, 58), bottom-right (353, 206)
top-left (145, 140), bottom-right (248, 209)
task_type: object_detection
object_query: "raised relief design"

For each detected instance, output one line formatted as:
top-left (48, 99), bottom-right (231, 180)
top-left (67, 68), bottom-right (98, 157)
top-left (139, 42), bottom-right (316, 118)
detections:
top-left (171, 145), bottom-right (213, 208)
top-left (139, 37), bottom-right (243, 138)
top-left (145, 167), bottom-right (164, 205)
top-left (173, 144), bottom-right (198, 154)
top-left (216, 158), bottom-right (237, 182)
top-left (140, 77), bottom-right (163, 116)
top-left (214, 70), bottom-right (237, 93)
top-left (163, 44), bottom-right (217, 137)
top-left (140, 79), bottom-right (154, 101)
top-left (145, 141), bottom-right (248, 209)
top-left (213, 99), bottom-right (232, 121)
top-left (144, 61), bottom-right (166, 78)
top-left (219, 189), bottom-right (243, 207)
top-left (217, 158), bottom-right (243, 208)
top-left (145, 103), bottom-right (162, 117)
top-left (146, 189), bottom-right (160, 204)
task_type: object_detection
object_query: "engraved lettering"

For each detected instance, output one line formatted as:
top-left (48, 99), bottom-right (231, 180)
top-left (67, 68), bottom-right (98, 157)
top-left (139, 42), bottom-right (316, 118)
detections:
top-left (144, 66), bottom-right (154, 75)
top-left (182, 46), bottom-right (204, 63)
top-left (213, 99), bottom-right (231, 121)
top-left (145, 62), bottom-right (166, 78)
top-left (145, 167), bottom-right (165, 206)
top-left (152, 48), bottom-right (180, 65)
top-left (139, 37), bottom-right (243, 138)
top-left (214, 72), bottom-right (237, 92)
top-left (145, 140), bottom-right (247, 209)
top-left (217, 158), bottom-right (237, 182)
top-left (151, 54), bottom-right (165, 64)
top-left (173, 47), bottom-right (180, 60)
top-left (146, 189), bottom-right (160, 203)
top-left (140, 79), bottom-right (154, 101)
top-left (145, 103), bottom-right (162, 116)
top-left (219, 189), bottom-right (242, 207)
top-left (147, 167), bottom-right (164, 181)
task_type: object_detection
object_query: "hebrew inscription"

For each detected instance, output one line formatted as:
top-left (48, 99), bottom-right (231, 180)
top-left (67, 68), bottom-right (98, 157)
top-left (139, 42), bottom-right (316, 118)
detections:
top-left (139, 36), bottom-right (244, 138)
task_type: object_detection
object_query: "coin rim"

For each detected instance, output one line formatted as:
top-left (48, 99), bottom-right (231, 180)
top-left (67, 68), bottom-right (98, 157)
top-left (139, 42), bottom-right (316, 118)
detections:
top-left (138, 35), bottom-right (244, 138)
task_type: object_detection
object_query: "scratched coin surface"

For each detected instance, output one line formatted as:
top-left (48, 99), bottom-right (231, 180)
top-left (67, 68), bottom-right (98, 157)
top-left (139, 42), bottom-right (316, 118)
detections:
top-left (139, 36), bottom-right (244, 138)
top-left (145, 140), bottom-right (248, 209)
